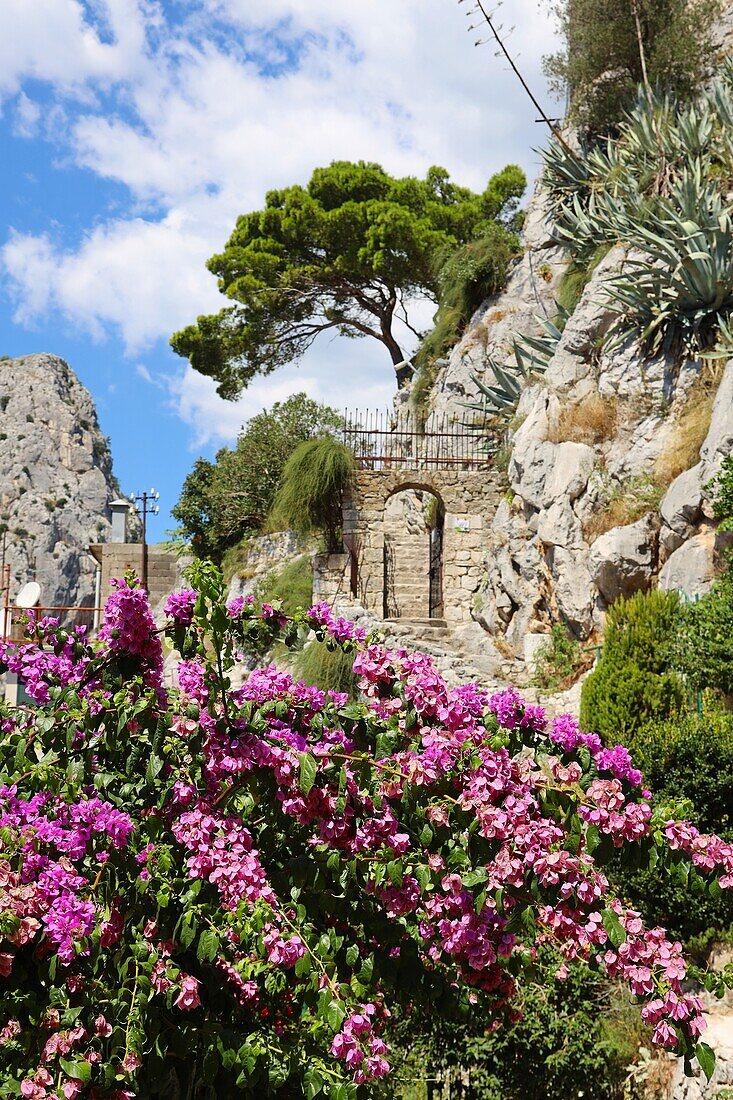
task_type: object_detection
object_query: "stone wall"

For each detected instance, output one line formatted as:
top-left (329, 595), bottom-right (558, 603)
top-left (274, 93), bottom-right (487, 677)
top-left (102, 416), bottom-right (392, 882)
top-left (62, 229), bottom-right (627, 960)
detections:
top-left (315, 467), bottom-right (504, 627)
top-left (91, 542), bottom-right (179, 614)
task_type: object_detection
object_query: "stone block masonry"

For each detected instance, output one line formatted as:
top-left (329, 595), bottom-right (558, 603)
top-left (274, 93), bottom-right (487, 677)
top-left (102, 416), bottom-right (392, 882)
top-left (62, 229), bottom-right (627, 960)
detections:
top-left (90, 543), bottom-right (179, 614)
top-left (315, 467), bottom-right (505, 629)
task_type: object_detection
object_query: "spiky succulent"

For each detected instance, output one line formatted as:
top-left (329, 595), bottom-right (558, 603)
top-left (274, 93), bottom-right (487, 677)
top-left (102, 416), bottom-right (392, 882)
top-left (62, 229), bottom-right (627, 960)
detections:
top-left (463, 308), bottom-right (567, 443)
top-left (543, 69), bottom-right (733, 356)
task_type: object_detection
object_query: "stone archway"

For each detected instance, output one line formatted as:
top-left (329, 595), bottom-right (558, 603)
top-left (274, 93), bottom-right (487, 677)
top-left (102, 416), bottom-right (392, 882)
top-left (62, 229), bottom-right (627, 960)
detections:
top-left (313, 467), bottom-right (504, 629)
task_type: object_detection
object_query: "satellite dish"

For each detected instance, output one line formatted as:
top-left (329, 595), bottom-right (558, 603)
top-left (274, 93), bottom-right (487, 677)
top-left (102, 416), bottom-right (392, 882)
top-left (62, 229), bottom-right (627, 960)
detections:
top-left (16, 581), bottom-right (41, 609)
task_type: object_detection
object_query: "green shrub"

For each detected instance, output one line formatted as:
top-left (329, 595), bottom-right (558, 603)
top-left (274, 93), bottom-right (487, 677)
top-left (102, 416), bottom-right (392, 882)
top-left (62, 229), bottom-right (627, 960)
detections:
top-left (634, 711), bottom-right (733, 834)
top-left (709, 454), bottom-right (733, 532)
top-left (531, 624), bottom-right (583, 691)
top-left (270, 437), bottom-right (355, 553)
top-left (674, 573), bottom-right (733, 699)
top-left (383, 949), bottom-right (640, 1100)
top-left (172, 394), bottom-right (342, 561)
top-left (254, 556), bottom-right (313, 619)
top-left (609, 710), bottom-right (733, 942)
top-left (291, 641), bottom-right (357, 698)
top-left (544, 0), bottom-right (720, 134)
top-left (580, 589), bottom-right (684, 740)
top-left (412, 226), bottom-right (520, 418)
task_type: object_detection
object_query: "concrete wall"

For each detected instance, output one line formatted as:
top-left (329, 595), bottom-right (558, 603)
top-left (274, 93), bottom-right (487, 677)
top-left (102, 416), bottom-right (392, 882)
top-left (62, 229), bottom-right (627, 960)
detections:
top-left (315, 468), bottom-right (504, 627)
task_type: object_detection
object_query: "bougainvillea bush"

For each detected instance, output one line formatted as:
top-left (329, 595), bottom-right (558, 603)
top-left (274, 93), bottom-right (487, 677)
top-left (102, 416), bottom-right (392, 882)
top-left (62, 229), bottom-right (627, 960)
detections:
top-left (0, 564), bottom-right (732, 1100)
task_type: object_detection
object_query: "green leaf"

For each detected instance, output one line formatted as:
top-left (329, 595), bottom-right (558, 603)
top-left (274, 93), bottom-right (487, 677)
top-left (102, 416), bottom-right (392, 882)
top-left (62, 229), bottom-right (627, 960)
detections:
top-left (197, 928), bottom-right (220, 963)
top-left (178, 913), bottom-right (197, 949)
top-left (299, 752), bottom-right (318, 795)
top-left (59, 1059), bottom-right (92, 1083)
top-left (304, 1067), bottom-right (325, 1099)
top-left (326, 998), bottom-right (346, 1032)
top-left (585, 823), bottom-right (600, 854)
top-left (294, 953), bottom-right (312, 978)
top-left (602, 909), bottom-right (627, 948)
top-left (695, 1041), bottom-right (715, 1081)
top-left (146, 753), bottom-right (164, 783)
top-left (521, 907), bottom-right (536, 935)
top-left (414, 864), bottom-right (432, 893)
top-left (13, 736), bottom-right (27, 770)
top-left (387, 859), bottom-right (403, 887)
top-left (336, 765), bottom-right (348, 814)
top-left (345, 944), bottom-right (359, 968)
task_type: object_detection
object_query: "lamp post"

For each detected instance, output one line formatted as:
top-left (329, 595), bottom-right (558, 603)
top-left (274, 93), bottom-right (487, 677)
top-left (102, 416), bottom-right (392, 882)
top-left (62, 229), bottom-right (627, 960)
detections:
top-left (132, 489), bottom-right (160, 592)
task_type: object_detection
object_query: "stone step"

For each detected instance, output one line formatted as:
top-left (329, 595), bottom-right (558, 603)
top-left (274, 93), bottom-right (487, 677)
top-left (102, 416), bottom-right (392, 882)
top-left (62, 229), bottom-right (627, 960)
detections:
top-left (383, 617), bottom-right (448, 629)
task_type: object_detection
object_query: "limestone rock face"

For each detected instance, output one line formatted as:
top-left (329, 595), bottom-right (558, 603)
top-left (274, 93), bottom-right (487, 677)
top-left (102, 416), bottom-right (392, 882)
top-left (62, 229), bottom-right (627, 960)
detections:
top-left (588, 515), bottom-right (658, 603)
top-left (658, 529), bottom-right (717, 600)
top-left (226, 530), bottom-right (308, 604)
top-left (423, 178), bottom-right (566, 421)
top-left (0, 353), bottom-right (123, 609)
top-left (429, 176), bottom-right (733, 653)
top-left (661, 464), bottom-right (705, 538)
top-left (700, 361), bottom-right (733, 483)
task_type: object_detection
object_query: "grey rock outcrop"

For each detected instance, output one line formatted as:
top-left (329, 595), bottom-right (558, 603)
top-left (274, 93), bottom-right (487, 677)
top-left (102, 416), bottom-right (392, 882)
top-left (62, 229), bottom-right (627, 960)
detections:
top-left (661, 465), bottom-right (705, 539)
top-left (0, 353), bottom-right (123, 610)
top-left (588, 514), bottom-right (658, 603)
top-left (431, 172), bottom-right (733, 652)
top-left (422, 178), bottom-right (566, 421)
top-left (658, 529), bottom-right (717, 599)
top-left (226, 530), bottom-right (309, 605)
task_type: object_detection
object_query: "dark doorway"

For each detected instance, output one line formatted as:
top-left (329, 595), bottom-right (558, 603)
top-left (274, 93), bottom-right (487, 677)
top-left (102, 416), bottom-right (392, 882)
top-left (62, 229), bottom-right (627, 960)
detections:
top-left (382, 488), bottom-right (445, 620)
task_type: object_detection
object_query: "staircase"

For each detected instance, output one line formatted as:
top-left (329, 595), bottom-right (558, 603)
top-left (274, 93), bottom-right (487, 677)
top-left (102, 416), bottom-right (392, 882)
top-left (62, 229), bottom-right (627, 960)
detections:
top-left (379, 616), bottom-right (507, 689)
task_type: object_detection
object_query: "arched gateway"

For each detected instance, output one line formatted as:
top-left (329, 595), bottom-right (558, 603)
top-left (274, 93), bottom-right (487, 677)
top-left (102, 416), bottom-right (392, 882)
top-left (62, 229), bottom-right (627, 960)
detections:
top-left (313, 411), bottom-right (504, 629)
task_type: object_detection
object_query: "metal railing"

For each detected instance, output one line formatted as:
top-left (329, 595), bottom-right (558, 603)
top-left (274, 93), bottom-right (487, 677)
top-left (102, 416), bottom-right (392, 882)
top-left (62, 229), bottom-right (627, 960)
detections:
top-left (1, 604), bottom-right (101, 641)
top-left (342, 408), bottom-right (496, 471)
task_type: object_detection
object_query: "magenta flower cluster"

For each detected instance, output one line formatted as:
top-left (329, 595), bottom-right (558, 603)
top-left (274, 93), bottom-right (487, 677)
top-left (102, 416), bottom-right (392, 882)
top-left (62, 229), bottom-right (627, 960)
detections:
top-left (163, 589), bottom-right (197, 626)
top-left (2, 581), bottom-right (733, 1096)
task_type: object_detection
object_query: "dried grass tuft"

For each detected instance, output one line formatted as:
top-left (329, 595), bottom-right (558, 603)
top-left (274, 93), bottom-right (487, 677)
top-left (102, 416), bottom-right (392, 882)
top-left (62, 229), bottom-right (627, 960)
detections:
top-left (654, 390), bottom-right (715, 488)
top-left (549, 393), bottom-right (618, 446)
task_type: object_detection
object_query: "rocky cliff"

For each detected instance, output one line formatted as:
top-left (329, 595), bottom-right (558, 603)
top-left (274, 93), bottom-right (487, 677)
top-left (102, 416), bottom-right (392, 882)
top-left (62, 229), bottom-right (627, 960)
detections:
top-left (416, 187), bottom-right (733, 660)
top-left (0, 353), bottom-right (122, 610)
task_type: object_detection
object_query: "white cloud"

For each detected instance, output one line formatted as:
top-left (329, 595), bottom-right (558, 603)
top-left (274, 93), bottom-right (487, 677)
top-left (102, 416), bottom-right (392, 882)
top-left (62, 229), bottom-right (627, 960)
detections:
top-left (12, 92), bottom-right (42, 138)
top-left (0, 0), bottom-right (155, 97)
top-left (4, 208), bottom-right (223, 350)
top-left (1, 0), bottom-right (560, 443)
top-left (169, 331), bottom-right (398, 450)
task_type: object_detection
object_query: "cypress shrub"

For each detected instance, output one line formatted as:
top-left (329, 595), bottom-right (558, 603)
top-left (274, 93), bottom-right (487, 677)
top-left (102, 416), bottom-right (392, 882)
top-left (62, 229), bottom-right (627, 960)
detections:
top-left (579, 589), bottom-right (684, 741)
top-left (674, 572), bottom-right (733, 700)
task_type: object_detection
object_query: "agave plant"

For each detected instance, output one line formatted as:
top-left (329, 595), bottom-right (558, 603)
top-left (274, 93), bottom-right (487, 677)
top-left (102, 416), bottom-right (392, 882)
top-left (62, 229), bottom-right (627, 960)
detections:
top-left (543, 68), bottom-right (733, 357)
top-left (462, 308), bottom-right (568, 444)
top-left (606, 169), bottom-right (733, 355)
top-left (539, 138), bottom-right (591, 207)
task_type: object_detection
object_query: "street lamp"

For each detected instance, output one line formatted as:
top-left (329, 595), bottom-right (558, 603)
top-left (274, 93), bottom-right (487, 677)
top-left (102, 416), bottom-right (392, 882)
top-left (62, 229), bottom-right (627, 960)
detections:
top-left (131, 489), bottom-right (160, 592)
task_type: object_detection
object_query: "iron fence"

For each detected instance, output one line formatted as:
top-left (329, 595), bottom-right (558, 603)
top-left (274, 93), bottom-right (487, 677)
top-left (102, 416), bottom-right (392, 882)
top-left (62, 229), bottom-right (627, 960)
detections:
top-left (342, 408), bottom-right (496, 471)
top-left (1, 604), bottom-right (101, 641)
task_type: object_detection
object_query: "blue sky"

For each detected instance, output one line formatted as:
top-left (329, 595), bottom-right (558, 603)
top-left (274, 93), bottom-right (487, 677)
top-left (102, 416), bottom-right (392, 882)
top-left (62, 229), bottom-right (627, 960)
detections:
top-left (0, 0), bottom-right (558, 540)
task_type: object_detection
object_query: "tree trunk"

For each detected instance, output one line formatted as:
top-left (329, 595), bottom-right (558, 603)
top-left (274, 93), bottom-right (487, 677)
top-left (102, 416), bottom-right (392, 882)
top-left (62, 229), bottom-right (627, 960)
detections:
top-left (381, 326), bottom-right (411, 388)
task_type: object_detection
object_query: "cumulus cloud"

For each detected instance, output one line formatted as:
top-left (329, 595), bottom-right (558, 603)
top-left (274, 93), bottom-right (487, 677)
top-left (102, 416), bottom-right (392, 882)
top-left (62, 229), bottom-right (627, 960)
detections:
top-left (0, 0), bottom-right (155, 97)
top-left (1, 0), bottom-right (559, 443)
top-left (169, 329), bottom-right (403, 450)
